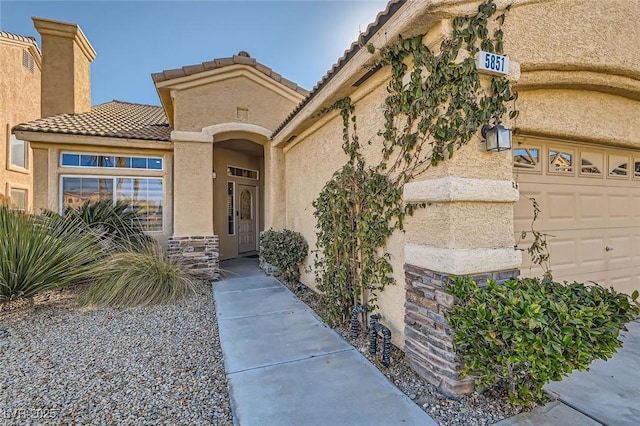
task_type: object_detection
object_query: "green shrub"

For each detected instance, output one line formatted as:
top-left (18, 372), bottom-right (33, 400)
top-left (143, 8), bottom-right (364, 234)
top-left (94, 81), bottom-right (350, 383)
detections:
top-left (446, 276), bottom-right (640, 406)
top-left (80, 241), bottom-right (196, 307)
top-left (260, 229), bottom-right (308, 285)
top-left (0, 206), bottom-right (103, 303)
top-left (61, 200), bottom-right (150, 248)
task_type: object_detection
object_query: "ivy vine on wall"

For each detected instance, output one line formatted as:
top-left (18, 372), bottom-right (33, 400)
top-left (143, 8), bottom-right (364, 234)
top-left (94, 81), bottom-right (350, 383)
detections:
top-left (313, 1), bottom-right (517, 326)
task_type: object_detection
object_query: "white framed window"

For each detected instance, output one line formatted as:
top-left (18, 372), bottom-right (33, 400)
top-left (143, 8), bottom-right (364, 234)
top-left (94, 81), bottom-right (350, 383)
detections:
top-left (227, 165), bottom-right (259, 180)
top-left (60, 175), bottom-right (164, 232)
top-left (227, 182), bottom-right (235, 235)
top-left (9, 188), bottom-right (27, 211)
top-left (9, 134), bottom-right (28, 170)
top-left (60, 152), bottom-right (163, 170)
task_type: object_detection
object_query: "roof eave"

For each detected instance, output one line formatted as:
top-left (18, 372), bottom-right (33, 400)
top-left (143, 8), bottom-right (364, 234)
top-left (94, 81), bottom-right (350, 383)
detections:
top-left (14, 129), bottom-right (173, 150)
top-left (271, 0), bottom-right (466, 147)
top-left (154, 85), bottom-right (175, 128)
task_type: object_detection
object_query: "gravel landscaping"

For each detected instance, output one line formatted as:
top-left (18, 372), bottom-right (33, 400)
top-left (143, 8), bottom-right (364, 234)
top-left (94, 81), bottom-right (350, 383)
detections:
top-left (281, 280), bottom-right (529, 426)
top-left (0, 283), bottom-right (232, 425)
top-left (1, 269), bottom-right (529, 426)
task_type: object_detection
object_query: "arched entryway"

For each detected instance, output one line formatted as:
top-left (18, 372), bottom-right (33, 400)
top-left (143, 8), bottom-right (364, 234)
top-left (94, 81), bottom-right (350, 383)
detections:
top-left (213, 137), bottom-right (265, 260)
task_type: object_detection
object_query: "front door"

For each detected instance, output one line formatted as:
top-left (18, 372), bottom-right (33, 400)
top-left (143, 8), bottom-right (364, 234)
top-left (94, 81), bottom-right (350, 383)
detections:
top-left (238, 184), bottom-right (257, 253)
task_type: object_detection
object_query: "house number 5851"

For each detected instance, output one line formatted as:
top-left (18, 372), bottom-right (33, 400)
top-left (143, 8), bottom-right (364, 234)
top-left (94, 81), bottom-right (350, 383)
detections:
top-left (476, 51), bottom-right (510, 76)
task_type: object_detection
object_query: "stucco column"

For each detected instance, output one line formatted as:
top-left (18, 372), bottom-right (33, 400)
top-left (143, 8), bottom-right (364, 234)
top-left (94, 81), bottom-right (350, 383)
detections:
top-left (31, 146), bottom-right (50, 213)
top-left (401, 142), bottom-right (521, 396)
top-left (264, 141), bottom-right (286, 229)
top-left (172, 137), bottom-right (214, 236)
top-left (29, 144), bottom-right (59, 214)
top-left (169, 134), bottom-right (219, 280)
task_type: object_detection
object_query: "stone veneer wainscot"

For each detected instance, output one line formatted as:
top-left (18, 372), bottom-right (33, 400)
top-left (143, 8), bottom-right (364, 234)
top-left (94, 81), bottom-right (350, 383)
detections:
top-left (403, 264), bottom-right (519, 396)
top-left (167, 236), bottom-right (220, 281)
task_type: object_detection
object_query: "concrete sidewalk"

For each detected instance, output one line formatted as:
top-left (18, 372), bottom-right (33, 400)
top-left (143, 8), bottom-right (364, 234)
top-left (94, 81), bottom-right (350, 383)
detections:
top-left (496, 318), bottom-right (640, 426)
top-left (214, 257), bottom-right (436, 426)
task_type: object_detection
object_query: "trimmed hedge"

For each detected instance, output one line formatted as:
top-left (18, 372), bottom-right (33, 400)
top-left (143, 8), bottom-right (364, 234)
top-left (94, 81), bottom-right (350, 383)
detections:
top-left (260, 229), bottom-right (308, 285)
top-left (446, 276), bottom-right (640, 406)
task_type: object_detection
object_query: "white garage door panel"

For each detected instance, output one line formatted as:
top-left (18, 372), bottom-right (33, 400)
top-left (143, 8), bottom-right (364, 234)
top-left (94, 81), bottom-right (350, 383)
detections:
top-left (517, 183), bottom-right (637, 231)
top-left (514, 140), bottom-right (640, 296)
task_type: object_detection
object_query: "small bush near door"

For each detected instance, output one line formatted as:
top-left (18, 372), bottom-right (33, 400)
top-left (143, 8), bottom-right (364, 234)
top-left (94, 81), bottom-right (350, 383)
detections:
top-left (446, 276), bottom-right (640, 407)
top-left (260, 229), bottom-right (308, 285)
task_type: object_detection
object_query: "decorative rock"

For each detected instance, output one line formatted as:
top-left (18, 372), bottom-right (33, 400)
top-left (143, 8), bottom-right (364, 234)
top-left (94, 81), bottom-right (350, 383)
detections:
top-left (0, 285), bottom-right (232, 425)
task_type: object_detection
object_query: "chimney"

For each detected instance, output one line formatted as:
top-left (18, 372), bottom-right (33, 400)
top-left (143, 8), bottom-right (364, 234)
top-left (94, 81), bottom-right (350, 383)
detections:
top-left (32, 17), bottom-right (96, 118)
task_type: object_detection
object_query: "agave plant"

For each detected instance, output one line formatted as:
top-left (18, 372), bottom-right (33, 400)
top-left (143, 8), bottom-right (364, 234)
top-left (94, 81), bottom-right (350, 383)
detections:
top-left (62, 200), bottom-right (151, 249)
top-left (80, 241), bottom-right (197, 308)
top-left (0, 206), bottom-right (103, 303)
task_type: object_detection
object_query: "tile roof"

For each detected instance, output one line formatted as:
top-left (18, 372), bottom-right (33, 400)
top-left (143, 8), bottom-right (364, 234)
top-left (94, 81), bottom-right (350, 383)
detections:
top-left (151, 51), bottom-right (309, 96)
top-left (13, 100), bottom-right (171, 141)
top-left (272, 0), bottom-right (404, 137)
top-left (0, 30), bottom-right (41, 54)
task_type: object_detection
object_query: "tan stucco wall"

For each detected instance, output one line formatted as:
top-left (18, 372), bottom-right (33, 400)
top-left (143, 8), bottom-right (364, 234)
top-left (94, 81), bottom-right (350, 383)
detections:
top-left (172, 74), bottom-right (300, 133)
top-left (173, 140), bottom-right (212, 237)
top-left (0, 37), bottom-right (40, 210)
top-left (505, 0), bottom-right (640, 75)
top-left (213, 144), bottom-right (263, 260)
top-left (73, 39), bottom-right (92, 114)
top-left (39, 36), bottom-right (75, 117)
top-left (515, 90), bottom-right (640, 148)
top-left (34, 18), bottom-right (95, 117)
top-left (30, 141), bottom-right (174, 245)
top-left (505, 0), bottom-right (640, 147)
top-left (280, 12), bottom-right (519, 347)
top-left (264, 140), bottom-right (286, 229)
top-left (284, 70), bottom-right (411, 346)
top-left (166, 66), bottom-right (302, 249)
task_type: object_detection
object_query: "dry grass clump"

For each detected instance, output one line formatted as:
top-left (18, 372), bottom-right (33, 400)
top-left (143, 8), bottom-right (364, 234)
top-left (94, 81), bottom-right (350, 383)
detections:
top-left (80, 242), bottom-right (197, 307)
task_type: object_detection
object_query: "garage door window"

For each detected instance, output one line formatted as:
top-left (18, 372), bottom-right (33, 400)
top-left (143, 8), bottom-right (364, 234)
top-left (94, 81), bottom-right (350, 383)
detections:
top-left (634, 160), bottom-right (640, 179)
top-left (608, 155), bottom-right (629, 178)
top-left (513, 147), bottom-right (540, 171)
top-left (549, 149), bottom-right (574, 174)
top-left (580, 151), bottom-right (603, 176)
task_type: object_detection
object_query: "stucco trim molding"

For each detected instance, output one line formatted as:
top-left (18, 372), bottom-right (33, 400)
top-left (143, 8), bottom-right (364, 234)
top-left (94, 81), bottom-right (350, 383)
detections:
top-left (405, 244), bottom-right (522, 276)
top-left (171, 131), bottom-right (213, 143)
top-left (403, 177), bottom-right (519, 203)
top-left (205, 123), bottom-right (272, 140)
top-left (517, 67), bottom-right (640, 101)
top-left (158, 66), bottom-right (305, 104)
top-left (171, 123), bottom-right (272, 144)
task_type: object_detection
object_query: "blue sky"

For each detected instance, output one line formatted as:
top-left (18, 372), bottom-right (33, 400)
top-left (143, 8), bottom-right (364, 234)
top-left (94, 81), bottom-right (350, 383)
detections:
top-left (0, 0), bottom-right (387, 106)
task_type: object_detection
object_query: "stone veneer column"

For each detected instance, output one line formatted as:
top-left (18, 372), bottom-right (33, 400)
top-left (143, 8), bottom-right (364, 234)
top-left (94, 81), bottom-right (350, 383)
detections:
top-left (404, 264), bottom-right (519, 395)
top-left (402, 175), bottom-right (522, 396)
top-left (167, 236), bottom-right (220, 281)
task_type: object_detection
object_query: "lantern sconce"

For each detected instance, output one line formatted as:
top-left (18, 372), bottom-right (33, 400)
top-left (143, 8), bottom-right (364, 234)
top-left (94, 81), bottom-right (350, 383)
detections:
top-left (212, 169), bottom-right (217, 179)
top-left (481, 124), bottom-right (512, 152)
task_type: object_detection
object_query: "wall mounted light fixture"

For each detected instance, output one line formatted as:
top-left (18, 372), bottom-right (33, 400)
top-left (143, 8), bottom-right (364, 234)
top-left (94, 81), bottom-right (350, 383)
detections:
top-left (482, 124), bottom-right (512, 152)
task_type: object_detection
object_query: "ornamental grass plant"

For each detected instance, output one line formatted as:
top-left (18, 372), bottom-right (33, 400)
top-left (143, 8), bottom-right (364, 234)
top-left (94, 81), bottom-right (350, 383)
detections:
top-left (0, 205), bottom-right (103, 303)
top-left (80, 241), bottom-right (197, 308)
top-left (61, 200), bottom-right (152, 249)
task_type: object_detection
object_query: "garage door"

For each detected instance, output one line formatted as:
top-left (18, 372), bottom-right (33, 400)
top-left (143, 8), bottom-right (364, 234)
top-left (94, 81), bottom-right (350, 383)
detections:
top-left (514, 138), bottom-right (640, 296)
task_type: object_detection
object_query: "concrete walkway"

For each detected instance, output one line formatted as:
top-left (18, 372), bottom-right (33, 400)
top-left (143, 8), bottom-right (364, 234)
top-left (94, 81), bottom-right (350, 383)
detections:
top-left (214, 257), bottom-right (436, 426)
top-left (496, 318), bottom-right (640, 426)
